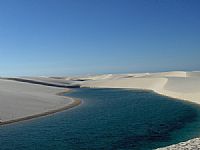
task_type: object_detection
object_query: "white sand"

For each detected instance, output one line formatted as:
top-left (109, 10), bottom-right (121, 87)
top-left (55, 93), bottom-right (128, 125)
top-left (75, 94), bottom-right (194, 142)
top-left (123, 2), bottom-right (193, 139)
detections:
top-left (80, 71), bottom-right (200, 105)
top-left (24, 71), bottom-right (200, 105)
top-left (0, 79), bottom-right (76, 123)
top-left (3, 71), bottom-right (192, 123)
top-left (156, 138), bottom-right (200, 150)
top-left (77, 71), bottom-right (200, 149)
top-left (0, 71), bottom-right (199, 148)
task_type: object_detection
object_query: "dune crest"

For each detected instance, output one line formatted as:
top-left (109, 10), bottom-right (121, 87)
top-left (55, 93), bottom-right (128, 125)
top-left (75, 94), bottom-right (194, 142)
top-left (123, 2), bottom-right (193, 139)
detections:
top-left (80, 71), bottom-right (200, 105)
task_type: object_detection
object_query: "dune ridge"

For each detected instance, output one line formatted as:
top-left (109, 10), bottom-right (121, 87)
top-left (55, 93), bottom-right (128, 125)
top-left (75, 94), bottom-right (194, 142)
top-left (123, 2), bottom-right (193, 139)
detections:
top-left (80, 71), bottom-right (200, 105)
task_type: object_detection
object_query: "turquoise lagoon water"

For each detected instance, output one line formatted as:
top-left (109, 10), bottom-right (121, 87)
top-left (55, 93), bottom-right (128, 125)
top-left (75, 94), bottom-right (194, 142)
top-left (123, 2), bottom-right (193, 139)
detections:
top-left (1, 88), bottom-right (200, 149)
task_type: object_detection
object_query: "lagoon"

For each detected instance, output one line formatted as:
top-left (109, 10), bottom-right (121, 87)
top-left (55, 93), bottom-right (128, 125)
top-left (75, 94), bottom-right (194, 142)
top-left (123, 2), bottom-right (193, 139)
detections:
top-left (0, 88), bottom-right (200, 149)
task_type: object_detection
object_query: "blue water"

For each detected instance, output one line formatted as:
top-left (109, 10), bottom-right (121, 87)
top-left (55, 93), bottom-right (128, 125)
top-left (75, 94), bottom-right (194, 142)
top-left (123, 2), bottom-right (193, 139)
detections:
top-left (1, 88), bottom-right (200, 150)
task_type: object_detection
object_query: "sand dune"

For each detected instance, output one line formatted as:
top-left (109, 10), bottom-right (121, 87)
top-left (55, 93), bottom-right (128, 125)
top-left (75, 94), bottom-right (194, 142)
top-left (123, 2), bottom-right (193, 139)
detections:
top-left (22, 76), bottom-right (72, 86)
top-left (3, 71), bottom-right (197, 123)
top-left (0, 79), bottom-right (78, 123)
top-left (77, 74), bottom-right (114, 80)
top-left (82, 77), bottom-right (167, 90)
top-left (151, 71), bottom-right (187, 77)
top-left (81, 71), bottom-right (200, 105)
top-left (0, 71), bottom-right (199, 148)
top-left (79, 71), bottom-right (200, 149)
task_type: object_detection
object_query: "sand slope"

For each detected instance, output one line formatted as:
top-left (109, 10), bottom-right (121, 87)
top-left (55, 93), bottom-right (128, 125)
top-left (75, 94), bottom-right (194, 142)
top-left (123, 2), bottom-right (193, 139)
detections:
top-left (80, 71), bottom-right (200, 105)
top-left (0, 79), bottom-right (75, 123)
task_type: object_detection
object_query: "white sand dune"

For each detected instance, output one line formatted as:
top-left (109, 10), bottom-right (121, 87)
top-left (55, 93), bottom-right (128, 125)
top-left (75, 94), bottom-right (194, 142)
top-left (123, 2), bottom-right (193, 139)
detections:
top-left (78, 71), bottom-right (200, 149)
top-left (10, 71), bottom-right (199, 118)
top-left (22, 76), bottom-right (71, 85)
top-left (0, 71), bottom-right (199, 148)
top-left (151, 71), bottom-right (187, 77)
top-left (81, 77), bottom-right (167, 90)
top-left (77, 74), bottom-right (114, 80)
top-left (3, 71), bottom-right (197, 124)
top-left (81, 71), bottom-right (200, 105)
top-left (0, 79), bottom-right (78, 123)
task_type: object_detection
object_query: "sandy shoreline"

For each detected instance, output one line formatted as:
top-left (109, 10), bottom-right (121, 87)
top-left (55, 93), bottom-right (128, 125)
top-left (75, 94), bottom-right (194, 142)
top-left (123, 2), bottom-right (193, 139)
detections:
top-left (0, 97), bottom-right (81, 126)
top-left (0, 79), bottom-right (81, 125)
top-left (70, 71), bottom-right (200, 149)
top-left (79, 71), bottom-right (200, 105)
top-left (5, 71), bottom-right (198, 123)
top-left (0, 71), bottom-right (199, 149)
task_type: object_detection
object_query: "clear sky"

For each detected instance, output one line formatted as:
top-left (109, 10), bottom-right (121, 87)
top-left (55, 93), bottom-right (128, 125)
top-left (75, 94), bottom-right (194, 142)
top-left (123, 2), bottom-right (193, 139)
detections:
top-left (0, 0), bottom-right (200, 76)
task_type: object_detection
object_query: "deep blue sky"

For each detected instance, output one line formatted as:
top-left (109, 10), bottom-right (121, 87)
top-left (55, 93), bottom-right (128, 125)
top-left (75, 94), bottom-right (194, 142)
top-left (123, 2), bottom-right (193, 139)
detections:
top-left (0, 0), bottom-right (200, 76)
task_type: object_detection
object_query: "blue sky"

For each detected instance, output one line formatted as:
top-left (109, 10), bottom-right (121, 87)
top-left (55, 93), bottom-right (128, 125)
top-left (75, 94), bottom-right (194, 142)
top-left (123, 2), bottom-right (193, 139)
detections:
top-left (0, 0), bottom-right (200, 76)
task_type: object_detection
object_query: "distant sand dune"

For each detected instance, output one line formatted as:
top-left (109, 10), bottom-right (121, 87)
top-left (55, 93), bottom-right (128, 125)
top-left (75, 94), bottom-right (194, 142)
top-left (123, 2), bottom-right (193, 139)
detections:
top-left (80, 71), bottom-right (200, 105)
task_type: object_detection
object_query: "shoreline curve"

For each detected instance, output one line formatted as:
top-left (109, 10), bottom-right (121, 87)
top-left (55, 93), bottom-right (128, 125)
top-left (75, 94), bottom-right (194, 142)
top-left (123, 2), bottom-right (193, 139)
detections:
top-left (0, 90), bottom-right (81, 126)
